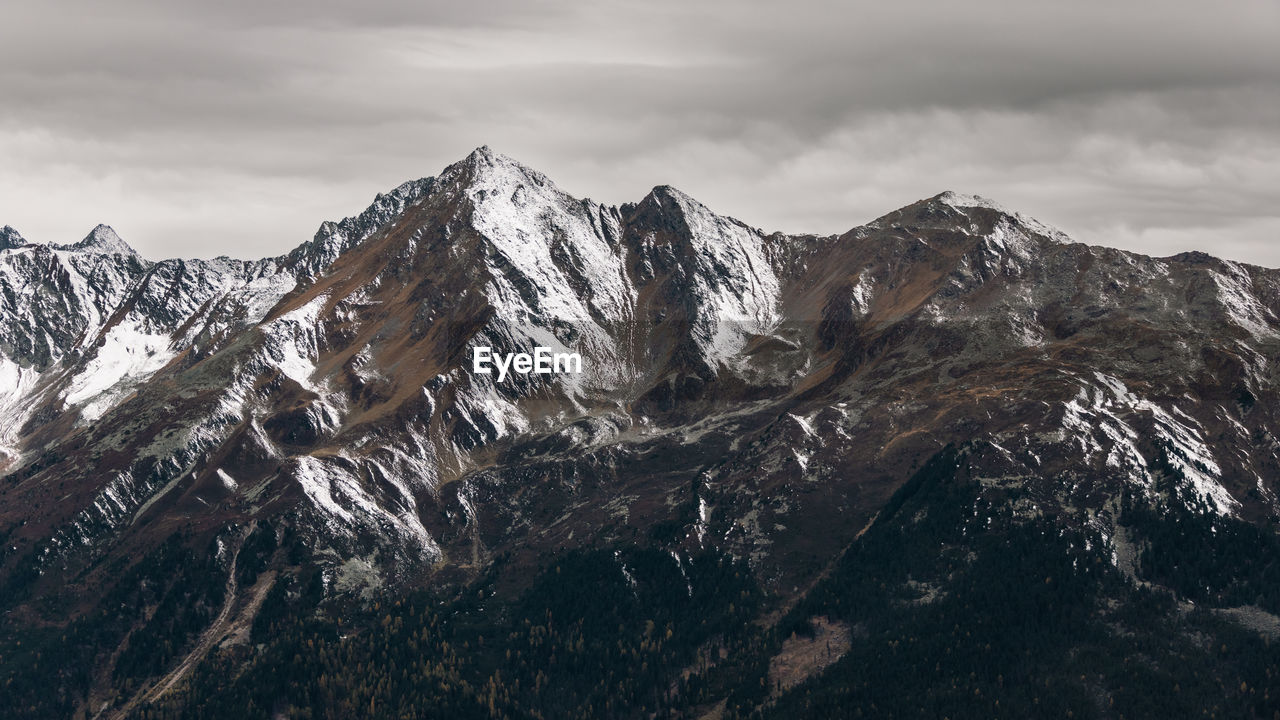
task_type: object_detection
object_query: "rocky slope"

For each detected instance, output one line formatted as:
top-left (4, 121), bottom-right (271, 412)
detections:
top-left (1, 147), bottom-right (1279, 717)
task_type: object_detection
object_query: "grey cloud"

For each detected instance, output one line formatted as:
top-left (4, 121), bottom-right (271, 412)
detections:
top-left (0, 0), bottom-right (1276, 265)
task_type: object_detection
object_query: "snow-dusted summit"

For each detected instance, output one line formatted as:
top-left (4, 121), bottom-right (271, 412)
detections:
top-left (59, 224), bottom-right (138, 256)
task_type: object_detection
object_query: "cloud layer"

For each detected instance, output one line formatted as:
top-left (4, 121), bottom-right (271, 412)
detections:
top-left (2, 0), bottom-right (1277, 265)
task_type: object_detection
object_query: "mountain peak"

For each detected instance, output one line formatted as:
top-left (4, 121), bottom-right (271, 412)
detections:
top-left (933, 190), bottom-right (1004, 212)
top-left (929, 191), bottom-right (1071, 244)
top-left (647, 184), bottom-right (698, 204)
top-left (62, 224), bottom-right (139, 257)
top-left (466, 144), bottom-right (495, 162)
top-left (0, 224), bottom-right (26, 250)
top-left (443, 146), bottom-right (554, 193)
top-left (457, 145), bottom-right (509, 173)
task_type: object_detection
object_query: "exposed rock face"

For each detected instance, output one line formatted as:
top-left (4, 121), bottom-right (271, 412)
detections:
top-left (1, 147), bottom-right (1278, 612)
top-left (0, 225), bottom-right (26, 251)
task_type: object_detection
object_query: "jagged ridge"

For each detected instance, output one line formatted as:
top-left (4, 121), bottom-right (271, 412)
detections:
top-left (1, 147), bottom-right (1278, 625)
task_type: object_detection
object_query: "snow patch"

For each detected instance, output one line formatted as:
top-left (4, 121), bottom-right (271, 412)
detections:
top-left (64, 319), bottom-right (176, 422)
top-left (215, 468), bottom-right (238, 492)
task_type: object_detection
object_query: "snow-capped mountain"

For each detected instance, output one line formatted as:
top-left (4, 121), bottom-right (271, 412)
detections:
top-left (2, 146), bottom-right (1278, 617)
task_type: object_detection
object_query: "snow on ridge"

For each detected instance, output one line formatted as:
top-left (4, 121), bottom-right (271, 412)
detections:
top-left (46, 224), bottom-right (141, 258)
top-left (788, 412), bottom-right (816, 436)
top-left (937, 191), bottom-right (1071, 244)
top-left (657, 187), bottom-right (782, 366)
top-left (464, 147), bottom-right (636, 329)
top-left (1059, 372), bottom-right (1238, 515)
top-left (64, 318), bottom-right (177, 423)
top-left (1208, 261), bottom-right (1279, 340)
top-left (982, 218), bottom-right (1040, 263)
top-left (0, 357), bottom-right (41, 460)
top-left (293, 454), bottom-right (440, 557)
top-left (937, 191), bottom-right (1004, 212)
top-left (235, 269), bottom-right (303, 326)
top-left (262, 293), bottom-right (330, 391)
top-left (458, 146), bottom-right (641, 394)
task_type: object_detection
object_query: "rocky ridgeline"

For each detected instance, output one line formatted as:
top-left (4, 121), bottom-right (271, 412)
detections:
top-left (0, 147), bottom-right (1277, 610)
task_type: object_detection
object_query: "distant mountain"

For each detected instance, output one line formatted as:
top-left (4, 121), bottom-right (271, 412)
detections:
top-left (2, 148), bottom-right (1278, 719)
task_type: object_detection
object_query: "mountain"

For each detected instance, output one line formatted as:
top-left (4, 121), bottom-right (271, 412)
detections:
top-left (0, 225), bottom-right (26, 251)
top-left (2, 148), bottom-right (1279, 719)
top-left (59, 225), bottom-right (139, 257)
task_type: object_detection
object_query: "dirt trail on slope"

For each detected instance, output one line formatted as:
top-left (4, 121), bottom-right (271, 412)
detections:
top-left (97, 522), bottom-right (255, 720)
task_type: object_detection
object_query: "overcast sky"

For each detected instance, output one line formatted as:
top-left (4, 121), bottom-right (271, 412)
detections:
top-left (1, 1), bottom-right (1277, 266)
